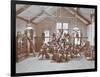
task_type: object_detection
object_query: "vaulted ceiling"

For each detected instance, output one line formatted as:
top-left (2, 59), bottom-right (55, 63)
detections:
top-left (16, 4), bottom-right (95, 25)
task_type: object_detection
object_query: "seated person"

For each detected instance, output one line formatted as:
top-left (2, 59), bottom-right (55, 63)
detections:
top-left (64, 45), bottom-right (71, 61)
top-left (38, 43), bottom-right (49, 60)
top-left (52, 49), bottom-right (59, 62)
top-left (84, 41), bottom-right (94, 60)
top-left (84, 46), bottom-right (93, 60)
top-left (57, 47), bottom-right (66, 62)
top-left (71, 45), bottom-right (80, 58)
top-left (84, 47), bottom-right (92, 60)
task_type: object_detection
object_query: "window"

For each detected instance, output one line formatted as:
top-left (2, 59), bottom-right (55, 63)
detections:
top-left (44, 30), bottom-right (50, 44)
top-left (56, 22), bottom-right (68, 34)
top-left (63, 23), bottom-right (68, 34)
top-left (56, 22), bottom-right (62, 33)
top-left (73, 27), bottom-right (81, 45)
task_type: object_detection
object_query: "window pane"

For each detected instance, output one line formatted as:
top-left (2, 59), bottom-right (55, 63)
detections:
top-left (73, 27), bottom-right (81, 45)
top-left (45, 38), bottom-right (49, 43)
top-left (44, 30), bottom-right (50, 43)
top-left (44, 30), bottom-right (49, 37)
top-left (56, 23), bottom-right (62, 29)
top-left (78, 31), bottom-right (81, 37)
top-left (63, 23), bottom-right (68, 29)
top-left (74, 38), bottom-right (80, 45)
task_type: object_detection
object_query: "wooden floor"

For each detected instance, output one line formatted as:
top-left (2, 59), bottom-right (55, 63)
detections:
top-left (16, 55), bottom-right (95, 73)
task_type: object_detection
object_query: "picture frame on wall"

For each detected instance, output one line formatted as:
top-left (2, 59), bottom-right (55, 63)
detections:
top-left (11, 0), bottom-right (97, 76)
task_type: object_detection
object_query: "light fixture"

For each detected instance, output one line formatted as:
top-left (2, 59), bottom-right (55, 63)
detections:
top-left (25, 17), bottom-right (33, 30)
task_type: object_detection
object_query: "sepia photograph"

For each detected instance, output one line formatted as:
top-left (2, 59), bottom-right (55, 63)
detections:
top-left (11, 1), bottom-right (97, 76)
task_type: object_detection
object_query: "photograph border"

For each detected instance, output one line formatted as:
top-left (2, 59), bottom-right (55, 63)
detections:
top-left (11, 0), bottom-right (97, 76)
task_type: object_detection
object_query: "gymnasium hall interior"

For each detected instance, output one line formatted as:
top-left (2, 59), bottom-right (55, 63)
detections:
top-left (16, 4), bottom-right (95, 73)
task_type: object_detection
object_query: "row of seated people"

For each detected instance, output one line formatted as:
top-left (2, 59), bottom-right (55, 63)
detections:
top-left (38, 40), bottom-right (95, 63)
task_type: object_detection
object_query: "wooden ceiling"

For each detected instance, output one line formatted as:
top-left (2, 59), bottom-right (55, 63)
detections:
top-left (16, 4), bottom-right (95, 25)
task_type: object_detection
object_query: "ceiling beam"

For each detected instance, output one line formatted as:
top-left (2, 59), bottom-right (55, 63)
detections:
top-left (16, 16), bottom-right (37, 25)
top-left (31, 6), bottom-right (58, 23)
top-left (16, 5), bottom-right (31, 15)
top-left (64, 8), bottom-right (91, 25)
top-left (31, 8), bottom-right (57, 24)
top-left (17, 16), bottom-right (28, 22)
top-left (30, 10), bottom-right (44, 23)
top-left (72, 8), bottom-right (91, 24)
